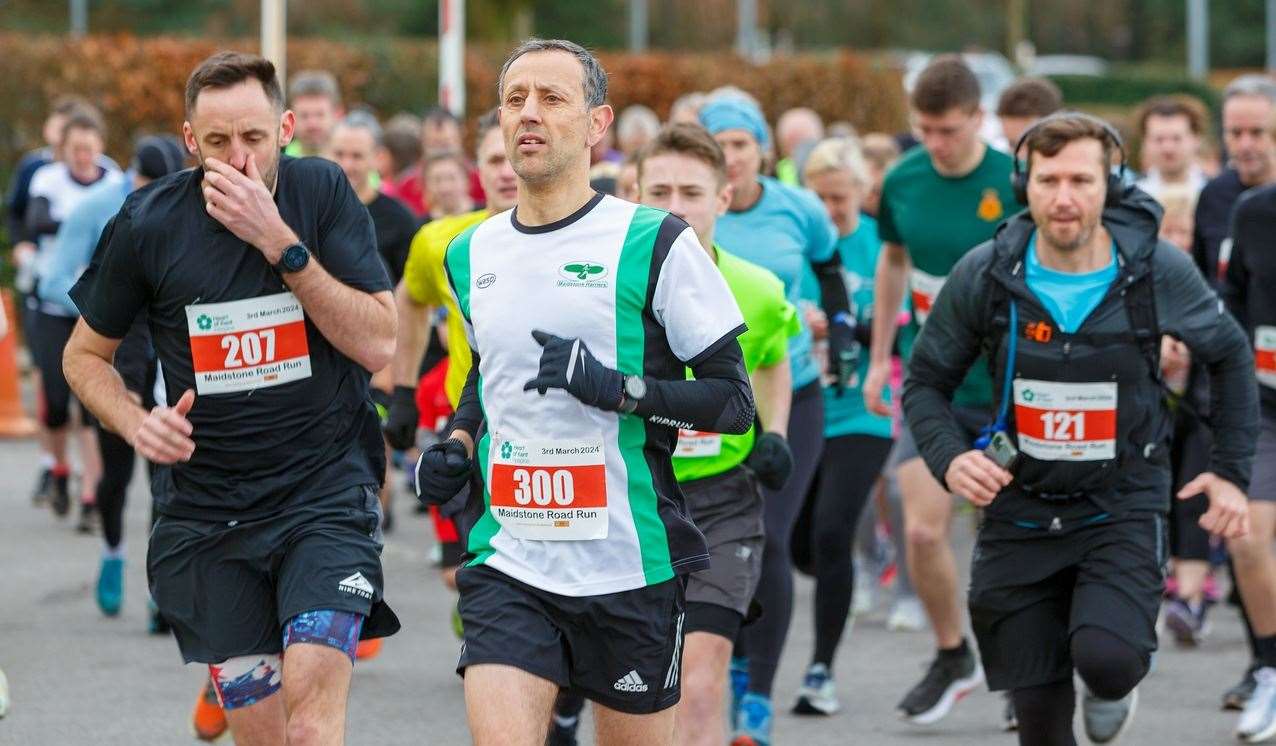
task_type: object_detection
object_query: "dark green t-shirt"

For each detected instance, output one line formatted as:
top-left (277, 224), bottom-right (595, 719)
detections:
top-left (878, 144), bottom-right (1019, 409)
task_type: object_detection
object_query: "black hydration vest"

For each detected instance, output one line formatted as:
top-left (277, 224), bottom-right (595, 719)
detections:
top-left (983, 263), bottom-right (1169, 499)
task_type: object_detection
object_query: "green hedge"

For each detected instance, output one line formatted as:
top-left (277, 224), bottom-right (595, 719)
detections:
top-left (1048, 73), bottom-right (1222, 120)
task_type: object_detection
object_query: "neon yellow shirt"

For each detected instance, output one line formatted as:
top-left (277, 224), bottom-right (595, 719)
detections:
top-left (402, 209), bottom-right (490, 406)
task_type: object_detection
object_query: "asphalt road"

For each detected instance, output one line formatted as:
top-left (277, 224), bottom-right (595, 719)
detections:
top-left (0, 435), bottom-right (1255, 745)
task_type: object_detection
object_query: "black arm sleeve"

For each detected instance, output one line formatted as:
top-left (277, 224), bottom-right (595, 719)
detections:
top-left (1155, 243), bottom-right (1258, 491)
top-left (24, 196), bottom-right (58, 240)
top-left (632, 338), bottom-right (755, 434)
top-left (901, 246), bottom-right (994, 487)
top-left (812, 253), bottom-right (851, 318)
top-left (451, 351), bottom-right (484, 441)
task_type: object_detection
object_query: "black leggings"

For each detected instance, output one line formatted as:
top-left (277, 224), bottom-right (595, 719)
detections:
top-left (31, 310), bottom-right (93, 429)
top-left (739, 381), bottom-right (824, 697)
top-left (808, 434), bottom-right (892, 670)
top-left (96, 423), bottom-right (135, 549)
top-left (1012, 626), bottom-right (1147, 746)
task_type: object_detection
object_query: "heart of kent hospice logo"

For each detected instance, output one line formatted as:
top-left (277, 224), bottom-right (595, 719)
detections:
top-left (196, 314), bottom-right (213, 331)
top-left (557, 261), bottom-right (609, 288)
top-left (500, 441), bottom-right (513, 459)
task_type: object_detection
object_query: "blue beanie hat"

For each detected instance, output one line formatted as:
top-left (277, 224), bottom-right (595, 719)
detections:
top-left (698, 96), bottom-right (769, 150)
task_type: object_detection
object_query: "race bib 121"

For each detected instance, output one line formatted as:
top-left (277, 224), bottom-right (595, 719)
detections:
top-left (1013, 379), bottom-right (1117, 461)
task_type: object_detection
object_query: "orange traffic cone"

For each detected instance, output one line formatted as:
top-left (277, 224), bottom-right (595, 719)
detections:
top-left (0, 290), bottom-right (39, 438)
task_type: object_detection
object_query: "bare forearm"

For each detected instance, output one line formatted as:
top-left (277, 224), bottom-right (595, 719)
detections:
top-left (393, 281), bottom-right (431, 387)
top-left (753, 358), bottom-right (792, 436)
top-left (285, 262), bottom-right (396, 372)
top-left (870, 242), bottom-right (908, 365)
top-left (64, 346), bottom-right (146, 440)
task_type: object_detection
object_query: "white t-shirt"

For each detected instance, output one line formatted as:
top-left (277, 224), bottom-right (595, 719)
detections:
top-left (446, 193), bottom-right (745, 596)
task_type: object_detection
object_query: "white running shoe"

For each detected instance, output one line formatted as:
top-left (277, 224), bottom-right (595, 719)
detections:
top-left (1238, 667), bottom-right (1276, 742)
top-left (887, 596), bottom-right (927, 632)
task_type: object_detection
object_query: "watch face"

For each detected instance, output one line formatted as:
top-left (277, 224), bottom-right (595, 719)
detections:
top-left (284, 244), bottom-right (307, 271)
top-left (625, 375), bottom-right (646, 399)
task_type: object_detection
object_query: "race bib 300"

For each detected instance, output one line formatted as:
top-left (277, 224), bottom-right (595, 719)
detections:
top-left (488, 435), bottom-right (608, 541)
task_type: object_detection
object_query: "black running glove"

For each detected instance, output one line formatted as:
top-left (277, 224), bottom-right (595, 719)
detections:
top-left (746, 431), bottom-right (794, 490)
top-left (415, 438), bottom-right (472, 506)
top-left (828, 312), bottom-right (861, 398)
top-left (382, 385), bottom-right (420, 450)
top-left (523, 329), bottom-right (624, 411)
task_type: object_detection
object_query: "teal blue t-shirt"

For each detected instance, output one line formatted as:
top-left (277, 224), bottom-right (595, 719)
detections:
top-left (715, 176), bottom-right (837, 389)
top-left (1024, 233), bottom-right (1118, 333)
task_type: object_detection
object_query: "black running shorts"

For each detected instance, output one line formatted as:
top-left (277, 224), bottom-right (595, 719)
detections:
top-left (455, 563), bottom-right (686, 714)
top-left (148, 484), bottom-right (400, 663)
top-left (968, 510), bottom-right (1166, 691)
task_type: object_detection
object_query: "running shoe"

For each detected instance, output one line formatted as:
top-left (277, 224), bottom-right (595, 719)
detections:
top-left (0, 666), bottom-right (9, 718)
top-left (793, 663), bottom-right (839, 715)
top-left (32, 468), bottom-right (52, 506)
top-left (1238, 668), bottom-right (1276, 742)
top-left (729, 656), bottom-right (750, 729)
top-left (96, 556), bottom-right (123, 616)
top-left (545, 711), bottom-right (580, 746)
top-left (354, 638), bottom-right (383, 660)
top-left (191, 679), bottom-right (228, 742)
top-left (1163, 597), bottom-right (1211, 647)
top-left (1228, 665), bottom-right (1262, 711)
top-left (731, 693), bottom-right (773, 746)
top-left (1002, 691), bottom-right (1017, 731)
top-left (1082, 686), bottom-right (1138, 743)
top-left (50, 473), bottom-right (70, 517)
top-left (896, 645), bottom-right (984, 725)
top-left (886, 596), bottom-right (927, 632)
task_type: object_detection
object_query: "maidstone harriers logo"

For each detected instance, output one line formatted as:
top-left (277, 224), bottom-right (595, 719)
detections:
top-left (557, 261), bottom-right (609, 288)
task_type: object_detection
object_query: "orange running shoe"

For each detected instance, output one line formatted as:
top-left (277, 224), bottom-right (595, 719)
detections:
top-left (355, 638), bottom-right (383, 660)
top-left (191, 678), bottom-right (228, 741)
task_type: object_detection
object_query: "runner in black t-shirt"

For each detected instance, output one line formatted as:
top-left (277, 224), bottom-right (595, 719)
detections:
top-left (1189, 74), bottom-right (1276, 711)
top-left (62, 52), bottom-right (399, 745)
top-left (325, 111), bottom-right (419, 555)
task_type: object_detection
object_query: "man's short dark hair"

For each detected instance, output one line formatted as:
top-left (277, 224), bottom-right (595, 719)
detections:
top-left (636, 123), bottom-right (727, 187)
top-left (497, 38), bottom-right (608, 109)
top-left (382, 114), bottom-right (423, 175)
top-left (1136, 95), bottom-right (1207, 137)
top-left (422, 150), bottom-right (469, 179)
top-left (997, 77), bottom-right (1063, 119)
top-left (288, 69), bottom-right (341, 106)
top-left (423, 106), bottom-right (460, 127)
top-left (475, 108), bottom-right (500, 157)
top-left (1023, 112), bottom-right (1116, 174)
top-left (185, 51), bottom-right (284, 117)
top-left (61, 111), bottom-right (103, 143)
top-left (911, 55), bottom-right (981, 115)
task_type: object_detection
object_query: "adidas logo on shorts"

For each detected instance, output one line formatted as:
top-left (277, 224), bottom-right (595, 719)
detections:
top-left (338, 572), bottom-right (374, 599)
top-left (613, 670), bottom-right (649, 693)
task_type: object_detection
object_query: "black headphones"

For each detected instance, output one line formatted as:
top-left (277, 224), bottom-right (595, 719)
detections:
top-left (1011, 110), bottom-right (1128, 208)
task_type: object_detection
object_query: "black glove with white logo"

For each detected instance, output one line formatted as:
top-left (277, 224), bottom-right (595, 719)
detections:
top-left (523, 329), bottom-right (624, 411)
top-left (415, 438), bottom-right (472, 506)
top-left (746, 431), bottom-right (794, 490)
top-left (382, 385), bottom-right (419, 450)
top-left (828, 312), bottom-right (860, 398)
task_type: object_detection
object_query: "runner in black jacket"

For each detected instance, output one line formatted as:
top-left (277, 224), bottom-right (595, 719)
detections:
top-left (902, 112), bottom-right (1256, 746)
